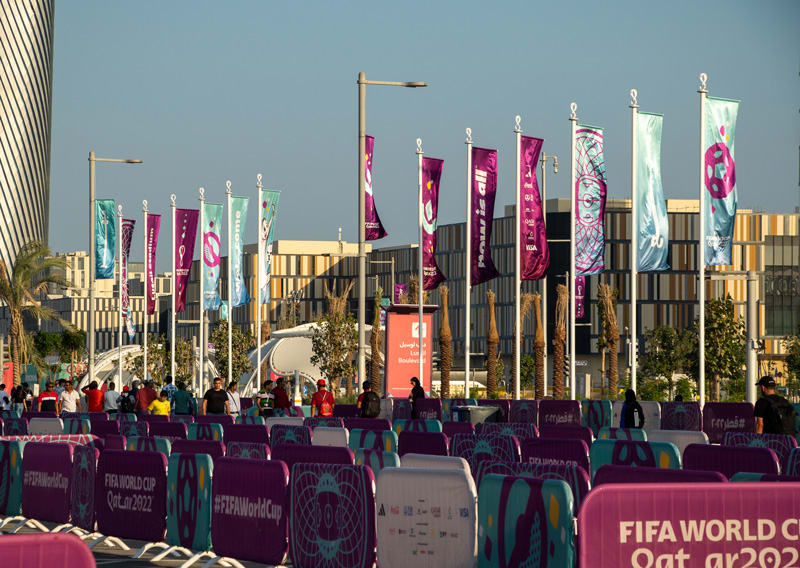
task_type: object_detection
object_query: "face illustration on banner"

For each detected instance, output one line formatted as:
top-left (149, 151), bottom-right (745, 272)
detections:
top-left (574, 128), bottom-right (607, 274)
top-left (422, 182), bottom-right (436, 236)
top-left (365, 151), bottom-right (373, 196)
top-left (705, 124), bottom-right (735, 211)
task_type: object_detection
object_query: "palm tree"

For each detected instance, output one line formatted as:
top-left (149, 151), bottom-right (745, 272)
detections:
top-left (598, 283), bottom-right (620, 398)
top-left (533, 293), bottom-right (545, 399)
top-left (438, 286), bottom-right (452, 398)
top-left (370, 288), bottom-right (382, 393)
top-left (485, 290), bottom-right (499, 397)
top-left (511, 293), bottom-right (534, 397)
top-left (553, 284), bottom-right (568, 399)
top-left (0, 242), bottom-right (73, 386)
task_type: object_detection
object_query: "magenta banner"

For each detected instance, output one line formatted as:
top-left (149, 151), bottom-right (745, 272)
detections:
top-left (575, 275), bottom-right (586, 318)
top-left (421, 156), bottom-right (445, 290)
top-left (393, 283), bottom-right (407, 304)
top-left (120, 218), bottom-right (135, 338)
top-left (174, 208), bottom-right (199, 313)
top-left (578, 483), bottom-right (800, 568)
top-left (145, 214), bottom-right (161, 316)
top-left (520, 136), bottom-right (549, 280)
top-left (364, 135), bottom-right (387, 241)
top-left (471, 146), bottom-right (500, 285)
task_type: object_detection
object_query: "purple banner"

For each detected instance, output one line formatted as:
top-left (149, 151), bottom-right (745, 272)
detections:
top-left (174, 208), bottom-right (199, 313)
top-left (22, 442), bottom-right (73, 523)
top-left (120, 218), bottom-right (136, 338)
top-left (364, 135), bottom-right (387, 241)
top-left (471, 146), bottom-right (500, 285)
top-left (539, 400), bottom-right (582, 426)
top-left (578, 483), bottom-right (800, 567)
top-left (574, 126), bottom-right (607, 275)
top-left (520, 136), bottom-right (549, 280)
top-left (421, 156), bottom-right (446, 290)
top-left (702, 402), bottom-right (755, 443)
top-left (393, 283), bottom-right (407, 304)
top-left (145, 213), bottom-right (161, 315)
top-left (575, 275), bottom-right (586, 318)
top-left (212, 458), bottom-right (289, 565)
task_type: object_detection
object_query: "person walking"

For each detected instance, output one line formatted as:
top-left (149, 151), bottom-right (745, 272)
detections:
top-left (104, 381), bottom-right (120, 414)
top-left (310, 379), bottom-right (335, 418)
top-left (755, 376), bottom-right (797, 435)
top-left (256, 379), bottom-right (275, 418)
top-left (10, 384), bottom-right (26, 414)
top-left (358, 381), bottom-right (381, 418)
top-left (136, 380), bottom-right (158, 413)
top-left (620, 389), bottom-right (645, 429)
top-left (202, 377), bottom-right (230, 416)
top-left (409, 377), bottom-right (425, 419)
top-left (172, 382), bottom-right (195, 416)
top-left (38, 382), bottom-right (60, 414)
top-left (59, 381), bottom-right (81, 414)
top-left (272, 377), bottom-right (292, 417)
top-left (147, 390), bottom-right (172, 416)
top-left (81, 381), bottom-right (104, 413)
top-left (163, 375), bottom-right (178, 406)
top-left (0, 385), bottom-right (10, 411)
top-left (226, 380), bottom-right (242, 418)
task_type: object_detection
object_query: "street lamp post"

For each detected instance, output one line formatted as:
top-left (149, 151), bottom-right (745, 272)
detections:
top-left (540, 152), bottom-right (558, 396)
top-left (356, 72), bottom-right (426, 394)
top-left (87, 152), bottom-right (142, 384)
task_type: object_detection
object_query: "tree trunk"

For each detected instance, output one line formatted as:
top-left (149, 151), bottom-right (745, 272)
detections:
top-left (259, 319), bottom-right (270, 382)
top-left (10, 311), bottom-right (22, 387)
top-left (608, 336), bottom-right (619, 396)
top-left (533, 293), bottom-right (545, 400)
top-left (439, 286), bottom-right (452, 399)
top-left (370, 293), bottom-right (382, 394)
top-left (714, 373), bottom-right (720, 402)
top-left (600, 348), bottom-right (606, 398)
top-left (553, 284), bottom-right (568, 399)
top-left (486, 290), bottom-right (499, 397)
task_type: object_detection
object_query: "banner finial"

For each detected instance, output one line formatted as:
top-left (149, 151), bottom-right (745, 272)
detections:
top-left (256, 173), bottom-right (263, 189)
top-left (465, 127), bottom-right (472, 143)
top-left (142, 199), bottom-right (148, 212)
top-left (570, 102), bottom-right (578, 120)
top-left (629, 89), bottom-right (638, 108)
top-left (170, 194), bottom-right (176, 206)
top-left (699, 73), bottom-right (708, 92)
top-left (199, 187), bottom-right (205, 199)
top-left (514, 115), bottom-right (521, 132)
top-left (117, 204), bottom-right (122, 215)
top-left (226, 180), bottom-right (232, 194)
top-left (416, 138), bottom-right (422, 154)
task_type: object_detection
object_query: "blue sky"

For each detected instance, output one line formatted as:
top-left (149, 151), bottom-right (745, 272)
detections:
top-left (50, 0), bottom-right (800, 266)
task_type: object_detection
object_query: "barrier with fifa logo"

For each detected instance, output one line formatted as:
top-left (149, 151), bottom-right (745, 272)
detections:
top-left (702, 402), bottom-right (754, 443)
top-left (520, 438), bottom-right (590, 473)
top-left (21, 442), bottom-right (73, 523)
top-left (538, 400), bottom-right (581, 426)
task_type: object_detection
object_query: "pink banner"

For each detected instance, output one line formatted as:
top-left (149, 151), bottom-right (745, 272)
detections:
top-left (575, 275), bottom-right (586, 318)
top-left (365, 135), bottom-right (387, 241)
top-left (174, 208), bottom-right (199, 313)
top-left (121, 219), bottom-right (135, 337)
top-left (520, 136), bottom-right (549, 280)
top-left (421, 156), bottom-right (445, 290)
top-left (146, 214), bottom-right (161, 315)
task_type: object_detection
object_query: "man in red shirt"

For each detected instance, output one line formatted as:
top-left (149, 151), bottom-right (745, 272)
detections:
top-left (311, 379), bottom-right (335, 417)
top-left (38, 382), bottom-right (60, 414)
top-left (136, 380), bottom-right (158, 413)
top-left (272, 377), bottom-right (292, 416)
top-left (81, 381), bottom-right (104, 412)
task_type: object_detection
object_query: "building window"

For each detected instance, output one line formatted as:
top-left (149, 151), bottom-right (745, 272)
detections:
top-left (764, 236), bottom-right (800, 336)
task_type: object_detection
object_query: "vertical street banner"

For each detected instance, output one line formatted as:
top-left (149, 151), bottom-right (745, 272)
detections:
top-left (364, 135), bottom-right (388, 240)
top-left (703, 96), bottom-right (739, 266)
top-left (95, 199), bottom-right (116, 279)
top-left (120, 218), bottom-right (136, 338)
top-left (393, 283), bottom-right (407, 304)
top-left (421, 157), bottom-right (446, 290)
top-left (174, 208), bottom-right (199, 313)
top-left (636, 112), bottom-right (669, 271)
top-left (258, 189), bottom-right (281, 304)
top-left (202, 203), bottom-right (223, 311)
top-left (471, 146), bottom-right (500, 286)
top-left (575, 275), bottom-right (586, 318)
top-left (230, 196), bottom-right (250, 307)
top-left (574, 125), bottom-right (608, 275)
top-left (145, 214), bottom-right (161, 315)
top-left (520, 136), bottom-right (550, 280)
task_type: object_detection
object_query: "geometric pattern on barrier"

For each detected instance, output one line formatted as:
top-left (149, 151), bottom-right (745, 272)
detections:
top-left (269, 424), bottom-right (312, 447)
top-left (348, 429), bottom-right (398, 453)
top-left (333, 404), bottom-right (359, 418)
top-left (477, 400), bottom-right (511, 422)
top-left (508, 400), bottom-right (538, 425)
top-left (172, 415), bottom-right (195, 425)
top-left (211, 458), bottom-right (289, 565)
top-left (166, 453), bottom-right (213, 551)
top-left (475, 422), bottom-right (538, 440)
top-left (592, 464), bottom-right (727, 486)
top-left (235, 415), bottom-right (265, 425)
top-left (391, 400), bottom-right (412, 421)
top-left (702, 402), bottom-right (755, 443)
top-left (226, 442), bottom-right (270, 460)
top-left (170, 440), bottom-right (226, 460)
top-left (442, 399), bottom-right (477, 422)
top-left (71, 444), bottom-right (99, 531)
top-left (265, 417), bottom-right (305, 431)
top-left (723, 431), bottom-right (798, 472)
top-left (645, 430), bottom-right (709, 459)
top-left (115, 412), bottom-right (138, 422)
top-left (311, 427), bottom-right (349, 447)
top-left (682, 444), bottom-right (780, 479)
top-left (63, 418), bottom-right (91, 435)
top-left (0, 440), bottom-right (24, 515)
top-left (126, 436), bottom-right (171, 456)
top-left (149, 422), bottom-right (188, 440)
top-left (376, 468), bottom-right (477, 568)
top-left (290, 464), bottom-right (376, 568)
top-left (538, 400), bottom-right (581, 426)
top-left (580, 400), bottom-right (612, 437)
top-left (443, 422), bottom-right (475, 439)
top-left (5, 418), bottom-right (28, 435)
top-left (520, 439), bottom-right (590, 473)
top-left (343, 418), bottom-right (392, 432)
top-left (187, 423), bottom-right (223, 442)
top-left (474, 461), bottom-right (591, 509)
top-left (539, 425), bottom-right (594, 448)
top-left (659, 401), bottom-right (702, 431)
top-left (0, 410), bottom-right (20, 419)
top-left (304, 417), bottom-right (345, 430)
top-left (478, 475), bottom-right (574, 568)
top-left (223, 424), bottom-right (270, 446)
top-left (393, 419), bottom-right (442, 435)
top-left (397, 432), bottom-right (449, 458)
top-left (21, 442), bottom-right (73, 523)
top-left (786, 448), bottom-right (800, 476)
top-left (612, 400), bottom-right (661, 432)
top-left (589, 439), bottom-right (681, 480)
top-left (450, 434), bottom-right (521, 471)
top-left (120, 421), bottom-right (149, 438)
top-left (414, 399), bottom-right (442, 421)
top-left (596, 427), bottom-right (647, 441)
top-left (354, 449), bottom-right (400, 477)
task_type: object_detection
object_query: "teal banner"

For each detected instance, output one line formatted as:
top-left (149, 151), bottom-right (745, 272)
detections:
top-left (703, 96), bottom-right (739, 266)
top-left (94, 199), bottom-right (116, 279)
top-left (258, 189), bottom-right (280, 305)
top-left (635, 112), bottom-right (669, 272)
top-left (202, 203), bottom-right (223, 310)
top-left (230, 196), bottom-right (250, 307)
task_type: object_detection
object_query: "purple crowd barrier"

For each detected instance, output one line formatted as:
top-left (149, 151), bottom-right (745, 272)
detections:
top-left (520, 438), bottom-right (590, 472)
top-left (95, 450), bottom-right (168, 542)
top-left (450, 433), bottom-right (521, 471)
top-left (478, 399), bottom-right (511, 422)
top-left (271, 444), bottom-right (354, 473)
top-left (22, 442), bottom-right (73, 523)
top-left (343, 417), bottom-right (392, 432)
top-left (149, 422), bottom-right (188, 440)
top-left (290, 464), bottom-right (376, 568)
top-left (702, 402), bottom-right (755, 443)
top-left (414, 398), bottom-right (442, 421)
top-left (397, 431), bottom-right (449, 457)
top-left (286, 406), bottom-right (305, 418)
top-left (104, 434), bottom-right (126, 450)
top-left (223, 424), bottom-right (269, 445)
top-left (443, 421), bottom-right (475, 438)
top-left (139, 414), bottom-right (170, 424)
top-left (22, 411), bottom-right (58, 420)
top-left (539, 424), bottom-right (594, 447)
top-left (211, 458), bottom-right (289, 565)
top-left (304, 417), bottom-right (345, 430)
top-left (171, 439), bottom-right (226, 460)
top-left (197, 414), bottom-right (234, 426)
top-left (508, 400), bottom-right (538, 424)
top-left (226, 442), bottom-right (271, 460)
top-left (5, 417), bottom-right (27, 435)
top-left (71, 444), bottom-right (99, 531)
top-left (593, 464), bottom-right (727, 486)
top-left (538, 400), bottom-right (581, 426)
top-left (474, 460), bottom-right (591, 508)
top-left (391, 399), bottom-right (412, 421)
top-left (477, 422), bottom-right (538, 439)
top-left (659, 401), bottom-right (702, 431)
top-left (172, 415), bottom-right (196, 424)
top-left (0, 533), bottom-right (97, 567)
top-left (333, 404), bottom-right (359, 418)
top-left (269, 424), bottom-right (312, 446)
top-left (683, 443), bottom-right (780, 479)
top-left (119, 421), bottom-right (148, 438)
top-left (88, 411), bottom-right (110, 422)
top-left (723, 431), bottom-right (798, 472)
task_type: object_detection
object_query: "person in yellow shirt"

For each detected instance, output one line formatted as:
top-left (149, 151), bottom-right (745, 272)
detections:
top-left (147, 390), bottom-right (171, 416)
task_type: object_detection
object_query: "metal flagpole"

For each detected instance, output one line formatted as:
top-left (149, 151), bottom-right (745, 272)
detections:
top-left (198, 187), bottom-right (205, 393)
top-left (256, 174), bottom-right (262, 391)
top-left (142, 200), bottom-right (148, 384)
top-left (630, 89), bottom-right (639, 393)
top-left (170, 194), bottom-right (177, 382)
top-left (226, 181), bottom-right (233, 385)
top-left (698, 73), bottom-right (708, 407)
top-left (417, 139), bottom-right (425, 388)
top-left (569, 103), bottom-right (578, 400)
top-left (540, 153), bottom-right (553, 397)
top-left (514, 116), bottom-right (522, 400)
top-left (117, 204), bottom-right (123, 383)
top-left (465, 128), bottom-right (473, 398)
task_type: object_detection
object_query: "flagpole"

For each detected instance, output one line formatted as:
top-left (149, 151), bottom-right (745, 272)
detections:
top-left (256, 174), bottom-right (262, 392)
top-left (698, 72), bottom-right (708, 407)
top-left (226, 180), bottom-right (233, 385)
top-left (417, 139), bottom-right (424, 389)
top-left (117, 204), bottom-right (123, 384)
top-left (514, 116), bottom-right (522, 400)
top-left (198, 187), bottom-right (205, 394)
top-left (630, 89), bottom-right (639, 394)
top-left (540, 153), bottom-right (551, 397)
top-left (569, 102), bottom-right (578, 400)
top-left (142, 200), bottom-right (148, 385)
top-left (170, 194), bottom-right (177, 382)
top-left (465, 127), bottom-right (473, 398)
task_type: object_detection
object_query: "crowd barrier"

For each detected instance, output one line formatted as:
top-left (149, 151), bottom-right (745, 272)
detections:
top-left (393, 419), bottom-right (442, 434)
top-left (149, 422), bottom-right (187, 439)
top-left (443, 421), bottom-right (475, 438)
top-left (397, 431), bottom-right (448, 457)
top-left (376, 467), bottom-right (477, 568)
top-left (478, 474), bottom-right (574, 568)
top-left (597, 427), bottom-right (647, 441)
top-left (115, 412), bottom-right (137, 422)
top-left (0, 416), bottom-right (4, 434)
top-left (786, 448), bottom-right (800, 476)
top-left (304, 417), bottom-right (345, 429)
top-left (311, 426), bottom-right (349, 447)
top-left (477, 399), bottom-right (511, 422)
top-left (539, 400), bottom-right (581, 426)
top-left (593, 464), bottom-right (726, 486)
top-left (235, 415), bottom-right (265, 425)
top-left (508, 400), bottom-right (538, 424)
top-left (520, 438), bottom-right (590, 473)
top-left (0, 434), bottom-right (97, 446)
top-left (476, 422), bottom-right (538, 439)
top-left (120, 421), bottom-right (149, 438)
top-left (415, 399), bottom-right (442, 421)
top-left (126, 436), bottom-right (171, 456)
top-left (5, 417), bottom-right (27, 435)
top-left (140, 414), bottom-right (169, 424)
top-left (349, 429), bottom-right (398, 453)
top-left (188, 422), bottom-right (223, 441)
top-left (659, 401), bottom-right (702, 430)
top-left (90, 420), bottom-right (119, 438)
top-left (683, 443), bottom-right (780, 478)
top-left (28, 418), bottom-right (64, 435)
top-left (702, 402), bottom-right (755, 443)
top-left (0, 440), bottom-right (24, 516)
top-left (23, 411), bottom-right (58, 420)
top-left (0, 533), bottom-right (96, 567)
top-left (580, 400), bottom-right (612, 436)
top-left (271, 444), bottom-right (354, 473)
top-left (723, 431), bottom-right (797, 472)
top-left (612, 400), bottom-right (661, 432)
top-left (104, 434), bottom-right (126, 450)
top-left (63, 418), bottom-right (90, 435)
top-left (355, 449), bottom-right (401, 476)
top-left (290, 463), bottom-right (376, 568)
top-left (172, 415), bottom-right (195, 425)
top-left (344, 417), bottom-right (392, 431)
top-left (265, 416), bottom-right (304, 431)
top-left (442, 399), bottom-right (477, 422)
top-left (474, 461), bottom-right (590, 509)
top-left (730, 472), bottom-right (800, 482)
top-left (70, 444), bottom-right (99, 532)
top-left (589, 439), bottom-right (681, 479)
top-left (450, 434), bottom-right (521, 471)
top-left (540, 424), bottom-right (594, 447)
top-left (269, 424), bottom-right (311, 446)
top-left (401, 453), bottom-right (471, 473)
top-left (646, 429), bottom-right (708, 458)
top-left (0, 410), bottom-right (20, 419)
top-left (391, 400), bottom-right (412, 421)
top-left (333, 404), bottom-right (359, 418)
top-left (226, 442), bottom-right (270, 460)
top-left (197, 415), bottom-right (234, 426)
top-left (171, 440), bottom-right (226, 460)
top-left (18, 442), bottom-right (73, 530)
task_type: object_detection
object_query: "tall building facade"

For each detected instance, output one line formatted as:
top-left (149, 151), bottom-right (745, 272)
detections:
top-left (0, 0), bottom-right (55, 268)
